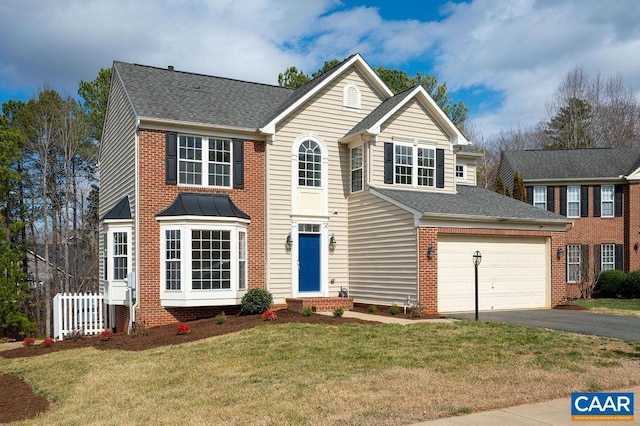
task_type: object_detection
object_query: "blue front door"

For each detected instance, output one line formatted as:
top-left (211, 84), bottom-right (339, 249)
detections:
top-left (298, 233), bottom-right (321, 292)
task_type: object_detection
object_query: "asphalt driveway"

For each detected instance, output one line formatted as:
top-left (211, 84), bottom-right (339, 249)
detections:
top-left (447, 309), bottom-right (640, 342)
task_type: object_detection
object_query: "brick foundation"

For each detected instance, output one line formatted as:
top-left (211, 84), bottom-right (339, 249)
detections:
top-left (285, 297), bottom-right (354, 312)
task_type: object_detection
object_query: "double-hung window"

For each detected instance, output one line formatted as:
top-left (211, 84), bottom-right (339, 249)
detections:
top-left (601, 244), bottom-right (615, 271)
top-left (112, 232), bottom-right (128, 280)
top-left (165, 230), bottom-right (181, 290)
top-left (350, 145), bottom-right (364, 193)
top-left (394, 143), bottom-right (435, 187)
top-left (394, 144), bottom-right (413, 185)
top-left (567, 186), bottom-right (580, 218)
top-left (566, 244), bottom-right (581, 283)
top-left (417, 147), bottom-right (435, 186)
top-left (101, 226), bottom-right (131, 284)
top-left (178, 135), bottom-right (232, 187)
top-left (601, 185), bottom-right (614, 217)
top-left (533, 186), bottom-right (547, 209)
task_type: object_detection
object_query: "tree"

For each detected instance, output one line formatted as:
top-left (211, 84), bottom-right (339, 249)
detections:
top-left (494, 175), bottom-right (509, 196)
top-left (512, 172), bottom-right (526, 202)
top-left (277, 66), bottom-right (310, 89)
top-left (78, 67), bottom-right (112, 142)
top-left (545, 97), bottom-right (593, 149)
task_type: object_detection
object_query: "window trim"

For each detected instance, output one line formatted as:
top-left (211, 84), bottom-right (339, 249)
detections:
top-left (343, 83), bottom-right (361, 110)
top-left (455, 164), bottom-right (467, 182)
top-left (101, 222), bottom-right (132, 284)
top-left (601, 243), bottom-right (615, 271)
top-left (393, 142), bottom-right (436, 188)
top-left (177, 134), bottom-right (233, 189)
top-left (567, 185), bottom-right (580, 218)
top-left (350, 145), bottom-right (364, 193)
top-left (601, 185), bottom-right (614, 217)
top-left (297, 139), bottom-right (322, 188)
top-left (566, 244), bottom-right (581, 283)
top-left (533, 186), bottom-right (547, 209)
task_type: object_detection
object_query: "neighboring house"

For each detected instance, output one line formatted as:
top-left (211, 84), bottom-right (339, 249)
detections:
top-left (499, 148), bottom-right (640, 295)
top-left (100, 54), bottom-right (571, 331)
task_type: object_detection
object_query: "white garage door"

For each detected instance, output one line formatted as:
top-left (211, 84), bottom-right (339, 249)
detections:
top-left (437, 235), bottom-right (549, 312)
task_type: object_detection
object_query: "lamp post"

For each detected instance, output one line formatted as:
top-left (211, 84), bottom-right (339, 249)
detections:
top-left (472, 251), bottom-right (482, 321)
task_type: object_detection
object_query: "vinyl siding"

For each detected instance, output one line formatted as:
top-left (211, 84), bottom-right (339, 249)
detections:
top-left (349, 191), bottom-right (418, 305)
top-left (266, 67), bottom-right (385, 302)
top-left (99, 69), bottom-right (137, 285)
top-left (372, 99), bottom-right (455, 193)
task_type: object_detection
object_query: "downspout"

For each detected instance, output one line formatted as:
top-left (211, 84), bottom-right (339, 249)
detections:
top-left (129, 121), bottom-right (141, 334)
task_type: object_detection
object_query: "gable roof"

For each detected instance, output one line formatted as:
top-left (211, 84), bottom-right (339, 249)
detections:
top-left (372, 186), bottom-right (570, 225)
top-left (114, 61), bottom-right (293, 130)
top-left (101, 196), bottom-right (131, 221)
top-left (501, 148), bottom-right (640, 181)
top-left (156, 193), bottom-right (250, 220)
top-left (342, 84), bottom-right (469, 146)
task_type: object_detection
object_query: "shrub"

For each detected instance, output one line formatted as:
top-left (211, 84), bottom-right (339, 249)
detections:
top-left (241, 288), bottom-right (273, 315)
top-left (624, 270), bottom-right (640, 298)
top-left (301, 306), bottom-right (313, 317)
top-left (367, 305), bottom-right (378, 313)
top-left (215, 313), bottom-right (227, 324)
top-left (175, 323), bottom-right (190, 335)
top-left (22, 337), bottom-right (35, 346)
top-left (98, 330), bottom-right (114, 341)
top-left (409, 304), bottom-right (424, 318)
top-left (261, 310), bottom-right (278, 321)
top-left (42, 338), bottom-right (54, 347)
top-left (595, 270), bottom-right (628, 298)
top-left (389, 304), bottom-right (401, 316)
top-left (332, 307), bottom-right (344, 317)
top-left (131, 319), bottom-right (148, 337)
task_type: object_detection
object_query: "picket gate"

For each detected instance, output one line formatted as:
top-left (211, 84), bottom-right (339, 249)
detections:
top-left (53, 293), bottom-right (105, 340)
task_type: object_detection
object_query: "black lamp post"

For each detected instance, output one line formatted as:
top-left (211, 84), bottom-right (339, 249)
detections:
top-left (472, 251), bottom-right (482, 321)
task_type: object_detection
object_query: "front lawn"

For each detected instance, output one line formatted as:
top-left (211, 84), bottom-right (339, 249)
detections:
top-left (2, 321), bottom-right (640, 425)
top-left (571, 298), bottom-right (640, 317)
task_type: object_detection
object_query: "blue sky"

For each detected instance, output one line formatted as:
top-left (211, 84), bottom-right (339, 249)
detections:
top-left (1, 0), bottom-right (639, 141)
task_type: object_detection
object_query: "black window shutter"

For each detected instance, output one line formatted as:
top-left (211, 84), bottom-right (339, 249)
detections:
top-left (594, 244), bottom-right (601, 276)
top-left (580, 185), bottom-right (589, 217)
top-left (546, 186), bottom-right (555, 212)
top-left (615, 244), bottom-right (624, 270)
top-left (232, 139), bottom-right (244, 189)
top-left (384, 143), bottom-right (393, 184)
top-left (166, 132), bottom-right (178, 185)
top-left (593, 185), bottom-right (601, 217)
top-left (581, 244), bottom-right (590, 282)
top-left (559, 186), bottom-right (567, 216)
top-left (614, 185), bottom-right (623, 217)
top-left (436, 148), bottom-right (445, 188)
top-left (526, 186), bottom-right (533, 205)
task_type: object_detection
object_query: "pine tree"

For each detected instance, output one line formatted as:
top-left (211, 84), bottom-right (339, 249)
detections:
top-left (512, 172), bottom-right (526, 202)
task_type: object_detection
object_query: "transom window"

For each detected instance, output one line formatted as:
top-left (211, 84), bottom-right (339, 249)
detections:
top-left (533, 186), bottom-right (547, 209)
top-left (601, 244), bottom-right (615, 271)
top-left (567, 244), bottom-right (581, 283)
top-left (567, 186), bottom-right (580, 218)
top-left (299, 223), bottom-right (320, 233)
top-left (350, 145), bottom-right (363, 193)
top-left (393, 143), bottom-right (436, 187)
top-left (298, 140), bottom-right (321, 187)
top-left (601, 185), bottom-right (614, 217)
top-left (178, 135), bottom-right (232, 187)
top-left (112, 232), bottom-right (128, 280)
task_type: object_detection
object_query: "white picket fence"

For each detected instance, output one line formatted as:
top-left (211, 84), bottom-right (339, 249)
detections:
top-left (53, 293), bottom-right (106, 341)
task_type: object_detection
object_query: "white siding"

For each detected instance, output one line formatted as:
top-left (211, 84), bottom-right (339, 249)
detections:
top-left (267, 68), bottom-right (386, 302)
top-left (371, 99), bottom-right (456, 193)
top-left (348, 191), bottom-right (418, 305)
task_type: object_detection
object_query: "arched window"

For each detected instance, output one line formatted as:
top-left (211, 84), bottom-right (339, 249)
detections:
top-left (298, 140), bottom-right (321, 187)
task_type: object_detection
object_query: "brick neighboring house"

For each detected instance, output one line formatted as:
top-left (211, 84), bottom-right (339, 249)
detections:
top-left (499, 148), bottom-right (640, 296)
top-left (100, 54), bottom-right (571, 332)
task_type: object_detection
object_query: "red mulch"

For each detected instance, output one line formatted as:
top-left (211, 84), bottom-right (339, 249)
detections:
top-left (553, 304), bottom-right (589, 311)
top-left (0, 310), bottom-right (378, 423)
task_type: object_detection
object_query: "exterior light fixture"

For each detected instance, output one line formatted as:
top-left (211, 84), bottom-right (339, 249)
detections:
top-left (427, 245), bottom-right (434, 259)
top-left (557, 247), bottom-right (564, 259)
top-left (329, 234), bottom-right (337, 250)
top-left (472, 251), bottom-right (482, 321)
top-left (285, 233), bottom-right (292, 250)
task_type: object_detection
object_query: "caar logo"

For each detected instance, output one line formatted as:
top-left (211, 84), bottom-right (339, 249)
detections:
top-left (571, 392), bottom-right (634, 421)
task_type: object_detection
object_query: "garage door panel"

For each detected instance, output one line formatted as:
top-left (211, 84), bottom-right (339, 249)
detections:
top-left (437, 235), bottom-right (549, 312)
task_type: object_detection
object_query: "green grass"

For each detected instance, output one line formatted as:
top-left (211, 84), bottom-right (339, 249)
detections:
top-left (571, 298), bottom-right (640, 316)
top-left (2, 321), bottom-right (640, 425)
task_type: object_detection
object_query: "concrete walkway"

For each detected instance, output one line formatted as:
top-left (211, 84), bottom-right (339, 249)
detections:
top-left (317, 310), bottom-right (455, 324)
top-left (410, 387), bottom-right (639, 425)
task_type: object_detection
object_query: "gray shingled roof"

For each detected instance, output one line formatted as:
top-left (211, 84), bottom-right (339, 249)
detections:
top-left (157, 193), bottom-right (250, 220)
top-left (345, 87), bottom-right (415, 137)
top-left (502, 148), bottom-right (640, 180)
top-left (114, 61), bottom-right (294, 129)
top-left (374, 186), bottom-right (570, 223)
top-left (101, 197), bottom-right (131, 220)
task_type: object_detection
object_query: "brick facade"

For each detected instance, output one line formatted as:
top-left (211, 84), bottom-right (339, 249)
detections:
top-left (417, 227), bottom-right (567, 314)
top-left (135, 129), bottom-right (266, 327)
top-left (285, 297), bottom-right (354, 312)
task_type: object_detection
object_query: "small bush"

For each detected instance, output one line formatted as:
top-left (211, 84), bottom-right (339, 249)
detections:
top-left (301, 306), bottom-right (313, 317)
top-left (595, 270), bottom-right (628, 298)
top-left (367, 305), bottom-right (378, 313)
top-left (22, 337), bottom-right (35, 346)
top-left (332, 307), bottom-right (344, 317)
top-left (261, 310), bottom-right (278, 321)
top-left (241, 288), bottom-right (273, 315)
top-left (409, 304), bottom-right (424, 318)
top-left (215, 313), bottom-right (227, 324)
top-left (624, 270), bottom-right (640, 298)
top-left (98, 330), bottom-right (114, 341)
top-left (131, 319), bottom-right (148, 337)
top-left (389, 304), bottom-right (401, 316)
top-left (175, 323), bottom-right (190, 335)
top-left (42, 338), bottom-right (54, 347)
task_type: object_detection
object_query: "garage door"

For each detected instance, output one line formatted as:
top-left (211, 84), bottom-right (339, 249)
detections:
top-left (437, 235), bottom-right (549, 312)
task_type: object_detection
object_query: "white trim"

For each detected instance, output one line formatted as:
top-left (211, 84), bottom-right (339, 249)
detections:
top-left (566, 244), bottom-right (581, 283)
top-left (343, 83), bottom-right (361, 111)
top-left (176, 134), bottom-right (233, 189)
top-left (567, 185), bottom-right (580, 218)
top-left (290, 133), bottom-right (329, 217)
top-left (138, 116), bottom-right (259, 137)
top-left (290, 220), bottom-right (329, 298)
top-left (601, 185), bottom-right (615, 217)
top-left (455, 164), bottom-right (467, 182)
top-left (391, 141), bottom-right (436, 188)
top-left (350, 144), bottom-right (364, 193)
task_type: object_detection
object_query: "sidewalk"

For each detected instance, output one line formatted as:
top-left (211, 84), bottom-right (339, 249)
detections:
top-left (411, 387), bottom-right (639, 425)
top-left (318, 310), bottom-right (455, 324)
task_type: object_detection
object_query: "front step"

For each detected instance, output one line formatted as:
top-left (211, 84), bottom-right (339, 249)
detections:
top-left (286, 297), bottom-right (354, 313)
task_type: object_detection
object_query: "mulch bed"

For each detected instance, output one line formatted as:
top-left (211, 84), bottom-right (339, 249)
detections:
top-left (0, 374), bottom-right (49, 424)
top-left (553, 304), bottom-right (589, 311)
top-left (351, 303), bottom-right (446, 319)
